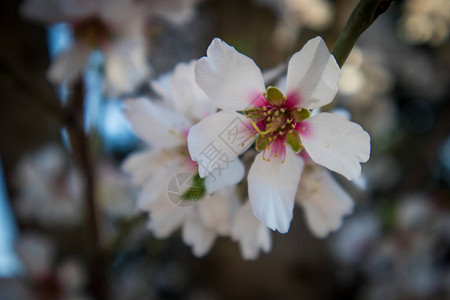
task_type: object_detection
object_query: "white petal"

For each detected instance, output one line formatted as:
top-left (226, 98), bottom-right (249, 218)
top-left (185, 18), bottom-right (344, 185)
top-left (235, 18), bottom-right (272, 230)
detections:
top-left (121, 149), bottom-right (174, 186)
top-left (248, 149), bottom-right (303, 233)
top-left (147, 200), bottom-right (189, 238)
top-left (195, 38), bottom-right (266, 110)
top-left (144, 160), bottom-right (193, 237)
top-left (297, 165), bottom-right (354, 238)
top-left (123, 98), bottom-right (190, 149)
top-left (47, 43), bottom-right (91, 85)
top-left (232, 201), bottom-right (272, 260)
top-left (151, 60), bottom-right (215, 121)
top-left (182, 211), bottom-right (217, 257)
top-left (198, 187), bottom-right (241, 235)
top-left (187, 111), bottom-right (255, 177)
top-left (136, 156), bottom-right (184, 212)
top-left (286, 37), bottom-right (340, 109)
top-left (104, 39), bottom-right (150, 96)
top-left (204, 159), bottom-right (245, 194)
top-left (300, 112), bottom-right (371, 180)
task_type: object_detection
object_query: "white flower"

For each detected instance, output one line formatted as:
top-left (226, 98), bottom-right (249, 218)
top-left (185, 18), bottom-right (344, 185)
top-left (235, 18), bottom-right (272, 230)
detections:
top-left (232, 201), bottom-right (272, 260)
top-left (188, 37), bottom-right (370, 233)
top-left (13, 144), bottom-right (83, 228)
top-left (296, 160), bottom-right (354, 238)
top-left (21, 0), bottom-right (150, 95)
top-left (122, 61), bottom-right (244, 257)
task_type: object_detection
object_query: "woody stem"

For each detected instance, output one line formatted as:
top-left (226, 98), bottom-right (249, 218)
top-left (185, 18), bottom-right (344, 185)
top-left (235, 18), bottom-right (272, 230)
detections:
top-left (66, 78), bottom-right (109, 300)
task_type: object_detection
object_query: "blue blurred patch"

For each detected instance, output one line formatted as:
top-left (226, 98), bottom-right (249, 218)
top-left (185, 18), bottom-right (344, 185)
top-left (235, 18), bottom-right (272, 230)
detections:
top-left (0, 158), bottom-right (22, 278)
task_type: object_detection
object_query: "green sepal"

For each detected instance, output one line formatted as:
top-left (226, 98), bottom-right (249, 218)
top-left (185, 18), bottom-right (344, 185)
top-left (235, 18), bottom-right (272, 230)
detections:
top-left (255, 135), bottom-right (269, 151)
top-left (292, 109), bottom-right (311, 122)
top-left (265, 86), bottom-right (286, 106)
top-left (181, 174), bottom-right (206, 202)
top-left (286, 130), bottom-right (302, 153)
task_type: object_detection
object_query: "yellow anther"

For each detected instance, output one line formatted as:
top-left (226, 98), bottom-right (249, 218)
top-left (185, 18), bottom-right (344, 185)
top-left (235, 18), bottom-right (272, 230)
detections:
top-left (263, 106), bottom-right (267, 111)
top-left (267, 117), bottom-right (271, 121)
top-left (280, 108), bottom-right (285, 113)
top-left (281, 160), bottom-right (285, 163)
top-left (264, 112), bottom-right (268, 116)
top-left (297, 108), bottom-right (301, 112)
top-left (267, 110), bottom-right (272, 115)
top-left (274, 111), bottom-right (280, 116)
top-left (263, 157), bottom-right (266, 161)
top-left (268, 137), bottom-right (273, 142)
top-left (274, 154), bottom-right (278, 157)
top-left (279, 131), bottom-right (285, 135)
top-left (302, 127), bottom-right (306, 131)
top-left (281, 125), bottom-right (286, 129)
top-left (291, 124), bottom-right (295, 128)
top-left (289, 129), bottom-right (293, 133)
top-left (267, 146), bottom-right (271, 150)
top-left (273, 136), bottom-right (277, 140)
top-left (286, 119), bottom-right (291, 123)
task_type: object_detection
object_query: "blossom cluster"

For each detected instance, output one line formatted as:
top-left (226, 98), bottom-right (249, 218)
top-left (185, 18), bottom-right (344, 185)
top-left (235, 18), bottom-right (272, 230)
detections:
top-left (17, 0), bottom-right (371, 261)
top-left (123, 37), bottom-right (370, 259)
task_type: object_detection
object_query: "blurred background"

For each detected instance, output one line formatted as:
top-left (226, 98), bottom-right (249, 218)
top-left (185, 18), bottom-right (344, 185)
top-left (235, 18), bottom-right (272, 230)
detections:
top-left (0, 0), bottom-right (449, 299)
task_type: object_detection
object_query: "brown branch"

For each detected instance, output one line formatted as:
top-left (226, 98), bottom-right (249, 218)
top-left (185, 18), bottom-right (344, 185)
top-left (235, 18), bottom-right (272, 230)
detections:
top-left (66, 79), bottom-right (108, 300)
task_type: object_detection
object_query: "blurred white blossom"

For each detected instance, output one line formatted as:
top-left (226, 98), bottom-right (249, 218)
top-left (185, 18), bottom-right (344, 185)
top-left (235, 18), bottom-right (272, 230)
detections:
top-left (332, 212), bottom-right (380, 265)
top-left (337, 47), bottom-right (397, 142)
top-left (21, 0), bottom-right (151, 95)
top-left (13, 144), bottom-right (83, 228)
top-left (144, 0), bottom-right (202, 26)
top-left (398, 0), bottom-right (450, 46)
top-left (296, 161), bottom-right (354, 238)
top-left (16, 233), bottom-right (89, 300)
top-left (15, 233), bottom-right (56, 279)
top-left (97, 160), bottom-right (137, 220)
top-left (255, 0), bottom-right (333, 49)
top-left (122, 61), bottom-right (244, 257)
top-left (231, 201), bottom-right (272, 260)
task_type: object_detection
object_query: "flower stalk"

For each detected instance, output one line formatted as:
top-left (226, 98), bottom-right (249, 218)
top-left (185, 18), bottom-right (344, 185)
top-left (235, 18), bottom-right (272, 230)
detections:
top-left (332, 0), bottom-right (393, 67)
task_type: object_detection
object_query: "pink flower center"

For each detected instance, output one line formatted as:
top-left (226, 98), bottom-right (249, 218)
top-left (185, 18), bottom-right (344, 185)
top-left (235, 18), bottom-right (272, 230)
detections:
top-left (244, 87), bottom-right (310, 163)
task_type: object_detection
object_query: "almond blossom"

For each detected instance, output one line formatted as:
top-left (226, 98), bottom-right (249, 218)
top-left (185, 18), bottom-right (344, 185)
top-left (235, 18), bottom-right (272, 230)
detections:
top-left (21, 0), bottom-right (152, 95)
top-left (122, 61), bottom-right (244, 257)
top-left (188, 37), bottom-right (370, 233)
top-left (21, 0), bottom-right (151, 95)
